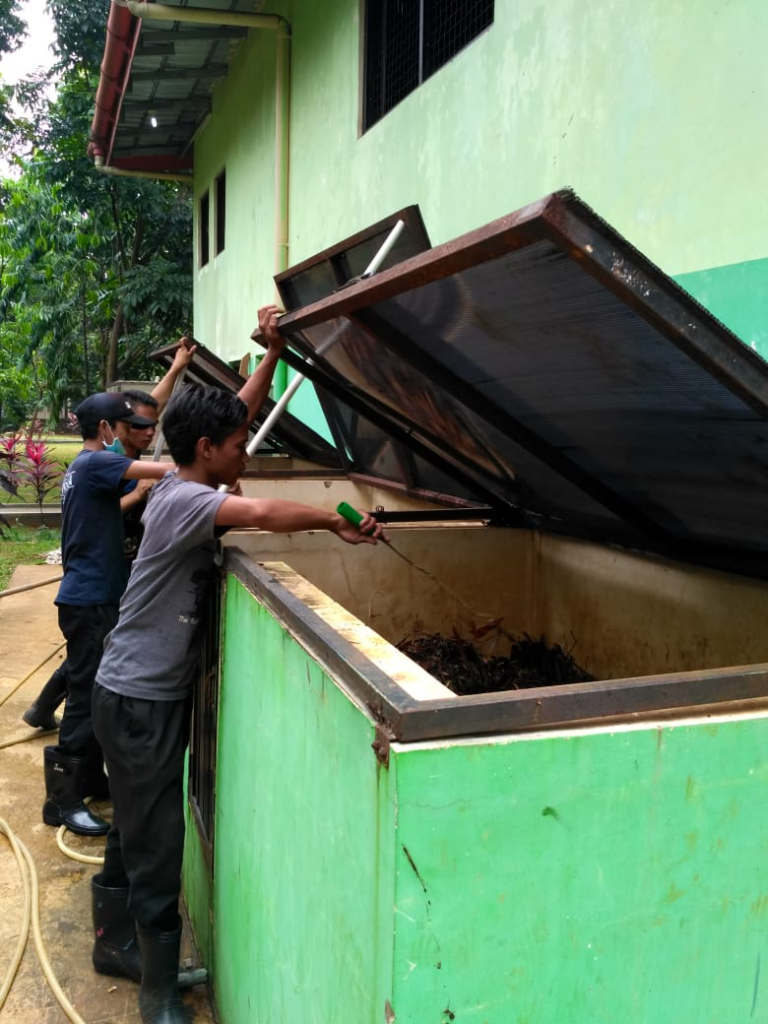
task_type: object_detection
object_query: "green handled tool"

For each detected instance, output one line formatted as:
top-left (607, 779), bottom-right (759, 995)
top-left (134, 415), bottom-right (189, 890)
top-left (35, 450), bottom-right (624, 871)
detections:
top-left (335, 505), bottom-right (496, 624)
top-left (337, 505), bottom-right (428, 577)
top-left (336, 501), bottom-right (429, 575)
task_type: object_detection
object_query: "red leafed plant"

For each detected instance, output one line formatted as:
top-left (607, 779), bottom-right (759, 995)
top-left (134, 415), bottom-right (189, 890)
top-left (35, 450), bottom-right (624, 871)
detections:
top-left (0, 434), bottom-right (24, 496)
top-left (0, 435), bottom-right (24, 533)
top-left (20, 440), bottom-right (64, 524)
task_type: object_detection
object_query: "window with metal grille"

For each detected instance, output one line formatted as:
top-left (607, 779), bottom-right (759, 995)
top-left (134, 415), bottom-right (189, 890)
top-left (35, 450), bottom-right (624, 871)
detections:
top-left (363, 0), bottom-right (494, 130)
top-left (215, 170), bottom-right (226, 256)
top-left (188, 567), bottom-right (222, 869)
top-left (199, 191), bottom-right (210, 267)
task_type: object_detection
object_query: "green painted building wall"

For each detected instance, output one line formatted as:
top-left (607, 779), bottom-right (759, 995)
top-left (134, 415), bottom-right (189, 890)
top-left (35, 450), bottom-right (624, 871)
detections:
top-left (183, 567), bottom-right (768, 1023)
top-left (193, 0), bottom-right (768, 404)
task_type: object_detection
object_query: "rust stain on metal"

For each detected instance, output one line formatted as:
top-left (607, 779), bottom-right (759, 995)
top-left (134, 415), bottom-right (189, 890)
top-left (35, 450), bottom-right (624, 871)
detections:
top-left (372, 726), bottom-right (391, 768)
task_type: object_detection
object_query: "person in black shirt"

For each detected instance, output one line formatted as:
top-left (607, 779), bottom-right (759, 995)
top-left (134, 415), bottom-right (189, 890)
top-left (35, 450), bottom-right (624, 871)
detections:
top-left (22, 344), bottom-right (196, 731)
top-left (42, 393), bottom-right (170, 837)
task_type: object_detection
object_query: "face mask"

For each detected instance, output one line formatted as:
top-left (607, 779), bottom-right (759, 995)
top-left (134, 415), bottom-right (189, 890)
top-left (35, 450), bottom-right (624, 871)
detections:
top-left (101, 427), bottom-right (126, 456)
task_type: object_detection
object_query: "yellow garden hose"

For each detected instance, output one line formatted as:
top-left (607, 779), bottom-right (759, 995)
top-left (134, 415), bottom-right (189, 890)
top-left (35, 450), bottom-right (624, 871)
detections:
top-left (0, 820), bottom-right (30, 1011)
top-left (0, 597), bottom-right (108, 1019)
top-left (0, 641), bottom-right (66, 709)
top-left (0, 818), bottom-right (90, 1023)
top-left (56, 814), bottom-right (106, 866)
top-left (0, 726), bottom-right (57, 750)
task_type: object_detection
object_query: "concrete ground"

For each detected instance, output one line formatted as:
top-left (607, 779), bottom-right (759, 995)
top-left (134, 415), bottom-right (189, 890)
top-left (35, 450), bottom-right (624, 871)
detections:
top-left (0, 565), bottom-right (215, 1024)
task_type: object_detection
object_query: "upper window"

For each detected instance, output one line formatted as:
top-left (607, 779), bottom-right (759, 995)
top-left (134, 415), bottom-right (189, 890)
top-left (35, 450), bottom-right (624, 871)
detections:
top-left (199, 191), bottom-right (210, 267)
top-left (215, 170), bottom-right (226, 256)
top-left (363, 0), bottom-right (494, 130)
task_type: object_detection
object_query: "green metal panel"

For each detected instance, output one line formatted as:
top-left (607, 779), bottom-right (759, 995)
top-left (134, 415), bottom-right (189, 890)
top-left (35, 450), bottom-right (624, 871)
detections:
top-left (209, 575), bottom-right (397, 1024)
top-left (390, 718), bottom-right (768, 1022)
top-left (182, 793), bottom-right (214, 966)
top-left (675, 257), bottom-right (768, 362)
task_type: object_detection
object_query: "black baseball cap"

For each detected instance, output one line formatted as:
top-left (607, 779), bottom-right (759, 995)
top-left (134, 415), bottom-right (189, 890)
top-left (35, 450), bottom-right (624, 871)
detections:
top-left (74, 393), bottom-right (156, 428)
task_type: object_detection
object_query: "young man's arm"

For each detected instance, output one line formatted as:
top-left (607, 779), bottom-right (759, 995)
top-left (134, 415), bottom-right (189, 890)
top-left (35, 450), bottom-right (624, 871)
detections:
top-left (123, 460), bottom-right (171, 481)
top-left (236, 305), bottom-right (286, 421)
top-left (120, 478), bottom-right (155, 512)
top-left (150, 339), bottom-right (198, 413)
top-left (215, 496), bottom-right (385, 546)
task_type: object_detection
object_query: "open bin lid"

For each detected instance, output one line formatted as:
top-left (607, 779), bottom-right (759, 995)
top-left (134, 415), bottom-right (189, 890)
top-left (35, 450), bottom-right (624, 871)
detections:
top-left (150, 340), bottom-right (341, 467)
top-left (275, 205), bottom-right (431, 312)
top-left (270, 189), bottom-right (768, 578)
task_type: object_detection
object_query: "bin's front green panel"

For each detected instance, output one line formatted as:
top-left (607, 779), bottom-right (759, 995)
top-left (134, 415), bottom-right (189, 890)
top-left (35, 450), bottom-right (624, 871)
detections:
top-left (391, 716), bottom-right (768, 1023)
top-left (212, 575), bottom-right (397, 1024)
top-left (182, 755), bottom-right (214, 966)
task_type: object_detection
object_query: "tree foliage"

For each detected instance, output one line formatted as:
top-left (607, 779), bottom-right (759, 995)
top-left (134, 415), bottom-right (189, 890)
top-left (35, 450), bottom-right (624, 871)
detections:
top-left (0, 0), bottom-right (26, 58)
top-left (0, 0), bottom-right (193, 430)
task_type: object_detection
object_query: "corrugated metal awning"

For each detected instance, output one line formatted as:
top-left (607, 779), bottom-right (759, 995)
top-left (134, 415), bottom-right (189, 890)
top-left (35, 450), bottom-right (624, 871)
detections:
top-left (91, 0), bottom-right (259, 173)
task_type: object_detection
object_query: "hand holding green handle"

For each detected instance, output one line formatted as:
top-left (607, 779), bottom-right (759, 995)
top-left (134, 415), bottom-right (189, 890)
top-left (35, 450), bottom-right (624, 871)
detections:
top-left (336, 501), bottom-right (435, 578)
top-left (336, 501), bottom-right (373, 534)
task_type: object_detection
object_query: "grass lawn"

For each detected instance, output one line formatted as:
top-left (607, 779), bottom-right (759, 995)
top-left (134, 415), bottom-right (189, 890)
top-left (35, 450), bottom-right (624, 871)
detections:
top-left (38, 436), bottom-right (81, 464)
top-left (0, 525), bottom-right (61, 592)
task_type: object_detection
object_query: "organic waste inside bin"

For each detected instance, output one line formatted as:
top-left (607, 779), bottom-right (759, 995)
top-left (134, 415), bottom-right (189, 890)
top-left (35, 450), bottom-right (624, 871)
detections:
top-left (397, 631), bottom-right (595, 696)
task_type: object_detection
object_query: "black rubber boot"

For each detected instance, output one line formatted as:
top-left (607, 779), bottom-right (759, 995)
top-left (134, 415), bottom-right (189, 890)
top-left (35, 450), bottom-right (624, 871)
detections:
top-left (137, 921), bottom-right (191, 1024)
top-left (42, 746), bottom-right (110, 836)
top-left (23, 663), bottom-right (68, 730)
top-left (92, 880), bottom-right (207, 989)
top-left (92, 879), bottom-right (143, 981)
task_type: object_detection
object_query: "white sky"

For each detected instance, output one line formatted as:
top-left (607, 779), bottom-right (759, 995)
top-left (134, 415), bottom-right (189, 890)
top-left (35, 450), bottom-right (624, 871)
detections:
top-left (0, 0), bottom-right (57, 173)
top-left (0, 0), bottom-right (57, 86)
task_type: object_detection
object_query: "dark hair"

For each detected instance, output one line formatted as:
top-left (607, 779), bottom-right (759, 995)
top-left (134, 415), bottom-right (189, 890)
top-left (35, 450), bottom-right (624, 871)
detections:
top-left (123, 389), bottom-right (159, 411)
top-left (163, 383), bottom-right (248, 465)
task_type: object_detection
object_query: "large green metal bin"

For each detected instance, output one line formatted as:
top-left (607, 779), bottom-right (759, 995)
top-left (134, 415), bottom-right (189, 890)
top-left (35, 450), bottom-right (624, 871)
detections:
top-left (181, 527), bottom-right (768, 1024)
top-left (183, 192), bottom-right (768, 1022)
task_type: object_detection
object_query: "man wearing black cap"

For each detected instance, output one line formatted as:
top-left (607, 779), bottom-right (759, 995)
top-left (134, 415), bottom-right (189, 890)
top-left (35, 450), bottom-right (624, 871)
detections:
top-left (42, 393), bottom-right (172, 836)
top-left (22, 342), bottom-right (198, 733)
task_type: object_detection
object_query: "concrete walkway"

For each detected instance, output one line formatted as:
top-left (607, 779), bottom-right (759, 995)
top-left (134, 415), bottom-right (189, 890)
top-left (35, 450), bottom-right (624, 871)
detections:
top-left (0, 565), bottom-right (215, 1023)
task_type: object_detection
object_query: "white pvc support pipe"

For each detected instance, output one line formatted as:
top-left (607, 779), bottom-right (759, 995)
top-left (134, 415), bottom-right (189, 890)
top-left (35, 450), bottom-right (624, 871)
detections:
top-left (124, 1), bottom-right (282, 30)
top-left (217, 219), bottom-right (406, 492)
top-left (93, 154), bottom-right (193, 183)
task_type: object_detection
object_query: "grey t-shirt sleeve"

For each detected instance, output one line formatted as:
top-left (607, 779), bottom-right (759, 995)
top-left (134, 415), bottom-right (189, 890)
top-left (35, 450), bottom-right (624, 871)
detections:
top-left (141, 474), bottom-right (228, 554)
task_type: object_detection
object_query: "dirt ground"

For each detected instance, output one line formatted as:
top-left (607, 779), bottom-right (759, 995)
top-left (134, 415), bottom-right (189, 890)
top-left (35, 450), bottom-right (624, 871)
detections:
top-left (0, 565), bottom-right (215, 1024)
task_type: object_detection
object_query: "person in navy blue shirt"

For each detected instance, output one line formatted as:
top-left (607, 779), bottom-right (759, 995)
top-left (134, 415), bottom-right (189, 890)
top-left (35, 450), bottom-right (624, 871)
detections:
top-left (42, 392), bottom-right (172, 837)
top-left (22, 343), bottom-right (198, 733)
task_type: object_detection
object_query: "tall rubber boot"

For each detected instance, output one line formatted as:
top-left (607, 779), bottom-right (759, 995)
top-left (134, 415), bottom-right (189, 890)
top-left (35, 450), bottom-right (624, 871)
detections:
top-left (92, 880), bottom-right (207, 989)
top-left (42, 746), bottom-right (110, 836)
top-left (137, 921), bottom-right (190, 1024)
top-left (23, 663), bottom-right (68, 730)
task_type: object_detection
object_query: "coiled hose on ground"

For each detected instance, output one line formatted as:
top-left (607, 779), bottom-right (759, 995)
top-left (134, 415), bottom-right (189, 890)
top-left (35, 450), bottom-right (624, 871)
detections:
top-left (0, 632), bottom-right (106, 1018)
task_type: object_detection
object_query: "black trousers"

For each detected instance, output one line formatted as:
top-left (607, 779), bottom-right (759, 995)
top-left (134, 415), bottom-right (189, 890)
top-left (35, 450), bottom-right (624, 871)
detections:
top-left (57, 604), bottom-right (119, 757)
top-left (92, 683), bottom-right (193, 930)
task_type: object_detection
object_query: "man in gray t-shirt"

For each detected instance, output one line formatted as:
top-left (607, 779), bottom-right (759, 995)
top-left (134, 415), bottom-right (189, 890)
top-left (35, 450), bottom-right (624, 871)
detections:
top-left (97, 473), bottom-right (227, 701)
top-left (90, 305), bottom-right (385, 1024)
